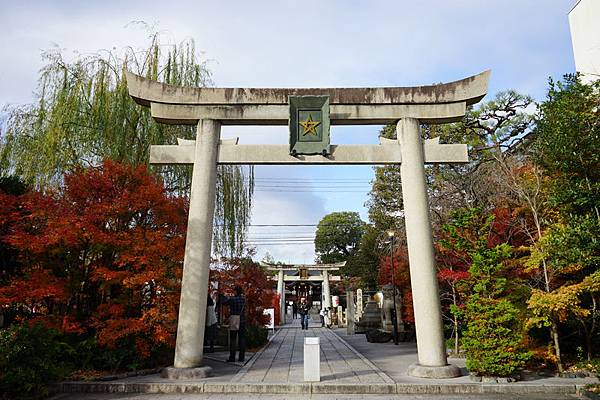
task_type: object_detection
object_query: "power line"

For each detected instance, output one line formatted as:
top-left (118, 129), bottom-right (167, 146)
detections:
top-left (243, 243), bottom-right (315, 245)
top-left (254, 186), bottom-right (370, 188)
top-left (215, 223), bottom-right (368, 227)
top-left (249, 224), bottom-right (344, 227)
top-left (253, 177), bottom-right (372, 181)
top-left (255, 189), bottom-right (368, 193)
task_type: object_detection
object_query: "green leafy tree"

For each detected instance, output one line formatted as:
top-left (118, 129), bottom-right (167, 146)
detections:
top-left (526, 219), bottom-right (600, 362)
top-left (315, 212), bottom-right (365, 264)
top-left (366, 164), bottom-right (403, 231)
top-left (526, 74), bottom-right (600, 365)
top-left (0, 33), bottom-right (252, 256)
top-left (344, 224), bottom-right (380, 289)
top-left (532, 74), bottom-right (600, 221)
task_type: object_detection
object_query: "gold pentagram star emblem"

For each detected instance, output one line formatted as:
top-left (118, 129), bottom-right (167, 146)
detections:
top-left (299, 114), bottom-right (321, 136)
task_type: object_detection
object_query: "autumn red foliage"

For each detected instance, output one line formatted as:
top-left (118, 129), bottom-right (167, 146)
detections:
top-left (0, 160), bottom-right (187, 357)
top-left (378, 246), bottom-right (414, 324)
top-left (210, 258), bottom-right (275, 327)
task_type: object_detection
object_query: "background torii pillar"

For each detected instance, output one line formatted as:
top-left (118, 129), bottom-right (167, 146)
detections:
top-left (277, 270), bottom-right (285, 325)
top-left (322, 270), bottom-right (331, 309)
top-left (398, 118), bottom-right (460, 378)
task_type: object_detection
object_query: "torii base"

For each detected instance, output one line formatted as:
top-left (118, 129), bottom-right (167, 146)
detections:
top-left (161, 366), bottom-right (213, 380)
top-left (407, 363), bottom-right (461, 379)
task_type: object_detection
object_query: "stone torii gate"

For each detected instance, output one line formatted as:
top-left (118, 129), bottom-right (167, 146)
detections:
top-left (262, 262), bottom-right (343, 325)
top-left (126, 70), bottom-right (490, 378)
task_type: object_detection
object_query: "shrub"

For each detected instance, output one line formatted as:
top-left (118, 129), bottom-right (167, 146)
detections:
top-left (0, 323), bottom-right (72, 399)
top-left (245, 325), bottom-right (268, 349)
top-left (463, 297), bottom-right (531, 376)
top-left (575, 359), bottom-right (600, 377)
top-left (69, 335), bottom-right (173, 373)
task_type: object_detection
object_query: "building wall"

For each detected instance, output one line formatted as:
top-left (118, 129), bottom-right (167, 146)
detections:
top-left (569, 0), bottom-right (600, 83)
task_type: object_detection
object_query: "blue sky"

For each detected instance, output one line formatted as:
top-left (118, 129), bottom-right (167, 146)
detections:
top-left (0, 0), bottom-right (577, 263)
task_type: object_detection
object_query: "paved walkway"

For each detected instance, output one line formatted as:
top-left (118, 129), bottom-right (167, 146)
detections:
top-left (57, 317), bottom-right (598, 396)
top-left (232, 325), bottom-right (392, 384)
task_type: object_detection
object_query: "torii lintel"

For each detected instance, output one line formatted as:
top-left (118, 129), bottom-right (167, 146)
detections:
top-left (261, 261), bottom-right (345, 271)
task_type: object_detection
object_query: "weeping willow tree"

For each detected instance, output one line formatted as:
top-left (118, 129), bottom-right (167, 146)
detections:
top-left (0, 34), bottom-right (253, 256)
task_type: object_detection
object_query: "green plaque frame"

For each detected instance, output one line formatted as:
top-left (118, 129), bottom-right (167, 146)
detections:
top-left (289, 95), bottom-right (330, 156)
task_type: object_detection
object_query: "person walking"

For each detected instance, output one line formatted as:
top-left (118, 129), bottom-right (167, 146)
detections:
top-left (324, 307), bottom-right (332, 328)
top-left (319, 307), bottom-right (325, 327)
top-left (298, 298), bottom-right (310, 330)
top-left (220, 285), bottom-right (246, 363)
top-left (205, 294), bottom-right (218, 353)
top-left (292, 302), bottom-right (298, 319)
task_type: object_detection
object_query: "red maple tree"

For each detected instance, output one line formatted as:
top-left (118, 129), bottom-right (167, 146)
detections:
top-left (378, 246), bottom-right (414, 324)
top-left (210, 258), bottom-right (275, 327)
top-left (0, 160), bottom-right (187, 357)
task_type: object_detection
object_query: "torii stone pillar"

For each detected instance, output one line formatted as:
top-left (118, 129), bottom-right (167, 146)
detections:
top-left (322, 270), bottom-right (331, 309)
top-left (399, 118), bottom-right (460, 378)
top-left (277, 270), bottom-right (285, 325)
top-left (173, 119), bottom-right (220, 369)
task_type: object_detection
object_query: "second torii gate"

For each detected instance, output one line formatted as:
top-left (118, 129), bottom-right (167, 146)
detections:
top-left (262, 262), bottom-right (344, 325)
top-left (126, 70), bottom-right (490, 378)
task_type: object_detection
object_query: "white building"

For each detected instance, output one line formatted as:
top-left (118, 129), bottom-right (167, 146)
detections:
top-left (569, 0), bottom-right (600, 83)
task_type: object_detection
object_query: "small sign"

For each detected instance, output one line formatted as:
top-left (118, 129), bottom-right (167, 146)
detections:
top-left (263, 308), bottom-right (275, 329)
top-left (332, 295), bottom-right (340, 307)
top-left (289, 96), bottom-right (330, 156)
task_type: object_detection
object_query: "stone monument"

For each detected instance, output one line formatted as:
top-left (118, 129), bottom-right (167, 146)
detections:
top-left (346, 289), bottom-right (355, 334)
top-left (356, 288), bottom-right (364, 321)
top-left (337, 305), bottom-right (345, 327)
top-left (355, 297), bottom-right (382, 333)
top-left (382, 284), bottom-right (403, 333)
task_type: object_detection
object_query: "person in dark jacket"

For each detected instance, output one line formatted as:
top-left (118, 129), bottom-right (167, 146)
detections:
top-left (298, 298), bottom-right (310, 330)
top-left (220, 286), bottom-right (246, 362)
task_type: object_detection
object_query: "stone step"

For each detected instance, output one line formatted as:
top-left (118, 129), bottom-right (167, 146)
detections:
top-left (57, 381), bottom-right (582, 395)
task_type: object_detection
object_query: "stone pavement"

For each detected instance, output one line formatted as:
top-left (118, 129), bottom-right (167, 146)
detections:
top-left (334, 328), bottom-right (598, 386)
top-left (57, 319), bottom-right (597, 396)
top-left (232, 325), bottom-right (392, 384)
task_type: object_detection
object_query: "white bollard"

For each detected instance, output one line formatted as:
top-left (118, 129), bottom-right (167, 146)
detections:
top-left (303, 337), bottom-right (320, 382)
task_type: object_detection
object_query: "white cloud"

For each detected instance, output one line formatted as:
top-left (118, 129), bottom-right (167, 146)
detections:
top-left (248, 186), bottom-right (325, 264)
